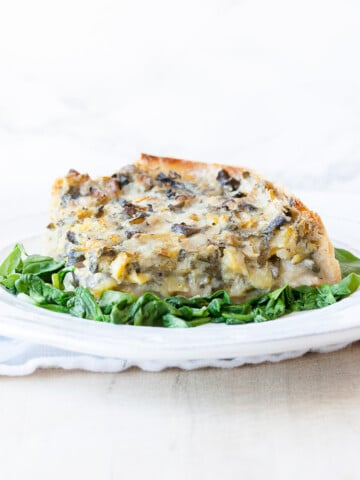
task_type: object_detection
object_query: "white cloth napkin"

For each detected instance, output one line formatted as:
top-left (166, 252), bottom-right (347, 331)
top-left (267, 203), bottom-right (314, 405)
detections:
top-left (0, 335), bottom-right (350, 376)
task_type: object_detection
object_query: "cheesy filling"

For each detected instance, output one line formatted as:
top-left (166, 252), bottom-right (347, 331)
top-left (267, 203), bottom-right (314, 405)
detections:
top-left (46, 161), bottom-right (330, 301)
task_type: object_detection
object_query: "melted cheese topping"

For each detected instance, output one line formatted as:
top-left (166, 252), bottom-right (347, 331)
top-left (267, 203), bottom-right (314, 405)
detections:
top-left (46, 159), bottom-right (339, 301)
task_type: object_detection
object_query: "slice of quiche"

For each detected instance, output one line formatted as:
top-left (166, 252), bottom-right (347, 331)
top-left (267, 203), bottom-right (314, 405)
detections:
top-left (46, 154), bottom-right (341, 301)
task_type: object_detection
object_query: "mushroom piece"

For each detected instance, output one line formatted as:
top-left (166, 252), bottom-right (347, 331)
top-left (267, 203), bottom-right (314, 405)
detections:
top-left (171, 223), bottom-right (201, 237)
top-left (216, 169), bottom-right (240, 191)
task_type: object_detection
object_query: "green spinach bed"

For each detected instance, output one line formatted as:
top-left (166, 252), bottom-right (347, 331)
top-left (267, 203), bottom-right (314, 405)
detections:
top-left (0, 244), bottom-right (359, 328)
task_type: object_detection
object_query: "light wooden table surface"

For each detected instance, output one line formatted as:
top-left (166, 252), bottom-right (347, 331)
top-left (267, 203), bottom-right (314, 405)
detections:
top-left (0, 343), bottom-right (359, 480)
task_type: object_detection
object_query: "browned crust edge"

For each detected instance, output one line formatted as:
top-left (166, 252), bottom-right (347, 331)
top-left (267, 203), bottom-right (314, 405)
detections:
top-left (136, 153), bottom-right (250, 180)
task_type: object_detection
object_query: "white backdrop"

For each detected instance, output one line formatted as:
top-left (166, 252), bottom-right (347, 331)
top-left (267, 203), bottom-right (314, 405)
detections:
top-left (0, 5), bottom-right (360, 477)
top-left (0, 0), bottom-right (359, 218)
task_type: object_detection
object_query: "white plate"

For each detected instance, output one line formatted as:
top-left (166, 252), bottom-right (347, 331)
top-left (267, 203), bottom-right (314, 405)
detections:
top-left (0, 213), bottom-right (359, 361)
